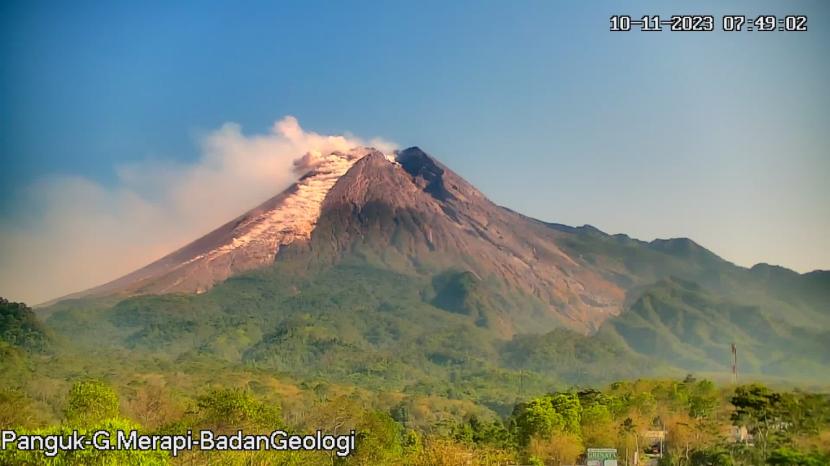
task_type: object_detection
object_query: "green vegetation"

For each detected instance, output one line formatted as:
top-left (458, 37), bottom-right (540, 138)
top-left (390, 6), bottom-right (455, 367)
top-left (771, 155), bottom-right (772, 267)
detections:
top-left (0, 298), bottom-right (50, 352)
top-left (64, 380), bottom-right (120, 427)
top-left (1, 227), bottom-right (828, 464)
top-left (600, 278), bottom-right (830, 377)
top-left (40, 264), bottom-right (655, 413)
top-left (2, 356), bottom-right (828, 465)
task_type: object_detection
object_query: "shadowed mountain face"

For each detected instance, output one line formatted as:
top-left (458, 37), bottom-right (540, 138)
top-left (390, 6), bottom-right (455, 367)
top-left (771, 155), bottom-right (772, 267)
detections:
top-left (309, 148), bottom-right (627, 334)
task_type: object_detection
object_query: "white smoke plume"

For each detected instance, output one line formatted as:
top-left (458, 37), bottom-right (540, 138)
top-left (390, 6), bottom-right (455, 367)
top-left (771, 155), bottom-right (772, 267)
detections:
top-left (0, 116), bottom-right (396, 304)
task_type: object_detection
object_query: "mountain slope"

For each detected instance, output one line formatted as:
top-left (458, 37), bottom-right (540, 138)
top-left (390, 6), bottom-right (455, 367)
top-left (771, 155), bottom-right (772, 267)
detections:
top-left (60, 146), bottom-right (635, 334)
top-left (598, 277), bottom-right (830, 377)
top-left (43, 146), bottom-right (830, 383)
top-left (57, 148), bottom-right (372, 300)
top-left (306, 148), bottom-right (626, 333)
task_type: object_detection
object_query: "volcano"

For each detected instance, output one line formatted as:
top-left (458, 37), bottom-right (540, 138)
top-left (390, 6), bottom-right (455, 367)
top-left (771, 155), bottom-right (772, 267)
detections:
top-left (64, 147), bottom-right (629, 333)
top-left (45, 146), bottom-right (830, 382)
top-left (58, 146), bottom-right (830, 340)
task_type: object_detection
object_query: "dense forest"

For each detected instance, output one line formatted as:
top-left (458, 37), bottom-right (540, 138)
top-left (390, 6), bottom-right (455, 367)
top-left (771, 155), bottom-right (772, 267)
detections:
top-left (2, 297), bottom-right (829, 465)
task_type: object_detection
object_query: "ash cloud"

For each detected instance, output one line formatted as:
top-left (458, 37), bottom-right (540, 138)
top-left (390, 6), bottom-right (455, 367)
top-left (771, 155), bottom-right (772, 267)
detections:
top-left (0, 116), bottom-right (395, 304)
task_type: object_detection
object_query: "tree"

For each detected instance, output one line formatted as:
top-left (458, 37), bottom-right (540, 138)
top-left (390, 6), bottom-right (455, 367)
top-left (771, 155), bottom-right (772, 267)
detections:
top-left (125, 383), bottom-right (182, 429)
top-left (512, 392), bottom-right (582, 444)
top-left (730, 384), bottom-right (785, 458)
top-left (194, 387), bottom-right (282, 432)
top-left (513, 398), bottom-right (560, 444)
top-left (0, 418), bottom-right (169, 465)
top-left (580, 391), bottom-right (617, 448)
top-left (688, 446), bottom-right (734, 466)
top-left (411, 438), bottom-right (477, 466)
top-left (341, 411), bottom-right (404, 465)
top-left (767, 447), bottom-right (829, 466)
top-left (528, 432), bottom-right (583, 466)
top-left (550, 393), bottom-right (582, 434)
top-left (687, 380), bottom-right (718, 420)
top-left (0, 298), bottom-right (49, 352)
top-left (618, 416), bottom-right (639, 466)
top-left (0, 388), bottom-right (39, 428)
top-left (451, 415), bottom-right (514, 450)
top-left (64, 380), bottom-right (119, 427)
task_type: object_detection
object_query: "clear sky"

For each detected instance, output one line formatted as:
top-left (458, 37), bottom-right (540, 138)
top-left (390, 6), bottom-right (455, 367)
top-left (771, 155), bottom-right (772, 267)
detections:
top-left (1, 1), bottom-right (828, 302)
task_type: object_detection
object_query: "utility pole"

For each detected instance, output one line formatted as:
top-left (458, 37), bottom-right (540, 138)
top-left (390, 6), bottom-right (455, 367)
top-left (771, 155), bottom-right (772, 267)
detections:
top-left (731, 343), bottom-right (738, 385)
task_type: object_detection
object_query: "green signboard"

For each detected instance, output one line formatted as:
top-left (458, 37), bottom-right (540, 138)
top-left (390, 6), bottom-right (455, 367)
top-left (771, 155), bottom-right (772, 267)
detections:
top-left (586, 448), bottom-right (618, 460)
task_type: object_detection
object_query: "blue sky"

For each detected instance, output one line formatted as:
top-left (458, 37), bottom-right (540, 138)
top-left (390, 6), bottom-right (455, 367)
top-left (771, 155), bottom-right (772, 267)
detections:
top-left (1, 1), bottom-right (828, 302)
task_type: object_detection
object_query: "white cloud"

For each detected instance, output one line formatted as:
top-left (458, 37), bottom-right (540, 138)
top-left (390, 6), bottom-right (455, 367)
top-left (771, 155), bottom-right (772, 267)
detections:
top-left (0, 116), bottom-right (395, 304)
